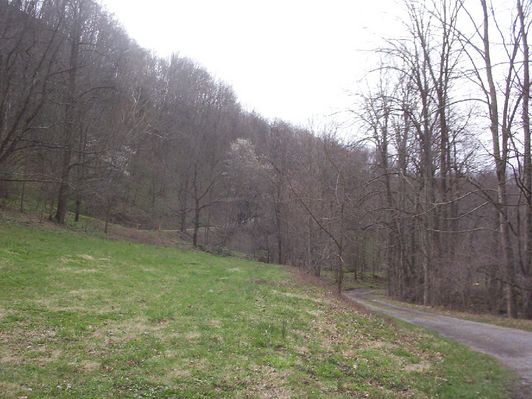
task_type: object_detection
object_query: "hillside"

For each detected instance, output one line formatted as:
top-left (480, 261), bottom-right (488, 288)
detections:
top-left (0, 220), bottom-right (515, 398)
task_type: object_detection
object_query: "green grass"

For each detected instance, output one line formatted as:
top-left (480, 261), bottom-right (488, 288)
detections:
top-left (0, 219), bottom-right (516, 398)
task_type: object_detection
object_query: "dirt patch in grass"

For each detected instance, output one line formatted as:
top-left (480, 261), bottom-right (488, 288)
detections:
top-left (30, 348), bottom-right (63, 366)
top-left (79, 360), bottom-right (101, 372)
top-left (272, 289), bottom-right (331, 306)
top-left (58, 267), bottom-right (99, 274)
top-left (305, 309), bottom-right (324, 317)
top-left (404, 361), bottom-right (432, 372)
top-left (184, 332), bottom-right (201, 341)
top-left (78, 254), bottom-right (96, 261)
top-left (208, 319), bottom-right (222, 328)
top-left (245, 365), bottom-right (291, 399)
top-left (0, 381), bottom-right (22, 398)
top-left (0, 327), bottom-right (62, 367)
top-left (91, 316), bottom-right (173, 344)
top-left (166, 367), bottom-right (192, 380)
top-left (67, 288), bottom-right (106, 298)
top-left (32, 290), bottom-right (116, 314)
top-left (364, 340), bottom-right (400, 354)
top-left (0, 348), bottom-right (22, 365)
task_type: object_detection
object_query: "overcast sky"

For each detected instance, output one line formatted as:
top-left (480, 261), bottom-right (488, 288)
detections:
top-left (99, 0), bottom-right (402, 128)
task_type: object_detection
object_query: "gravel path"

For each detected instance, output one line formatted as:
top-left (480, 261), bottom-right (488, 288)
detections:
top-left (345, 289), bottom-right (532, 398)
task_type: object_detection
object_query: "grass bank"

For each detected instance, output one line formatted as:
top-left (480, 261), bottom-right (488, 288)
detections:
top-left (0, 219), bottom-right (515, 398)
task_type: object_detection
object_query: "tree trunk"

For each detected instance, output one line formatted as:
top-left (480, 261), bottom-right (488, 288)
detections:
top-left (192, 200), bottom-right (200, 248)
top-left (480, 0), bottom-right (518, 318)
top-left (55, 6), bottom-right (81, 224)
top-left (75, 197), bottom-right (81, 222)
top-left (19, 181), bottom-right (25, 213)
top-left (104, 203), bottom-right (111, 234)
top-left (337, 254), bottom-right (344, 294)
top-left (518, 0), bottom-right (532, 318)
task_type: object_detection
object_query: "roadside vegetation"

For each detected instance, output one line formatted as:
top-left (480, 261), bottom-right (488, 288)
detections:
top-left (332, 269), bottom-right (532, 334)
top-left (0, 218), bottom-right (516, 398)
top-left (379, 295), bottom-right (532, 335)
top-left (321, 270), bottom-right (386, 292)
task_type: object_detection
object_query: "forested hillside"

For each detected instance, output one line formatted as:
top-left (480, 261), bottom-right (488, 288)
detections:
top-left (1, 0), bottom-right (532, 320)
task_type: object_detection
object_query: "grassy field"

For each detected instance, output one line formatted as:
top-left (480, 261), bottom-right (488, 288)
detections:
top-left (0, 219), bottom-right (516, 398)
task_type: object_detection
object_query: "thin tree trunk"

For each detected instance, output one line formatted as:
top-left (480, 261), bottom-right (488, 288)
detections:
top-left (74, 197), bottom-right (81, 222)
top-left (55, 6), bottom-right (81, 224)
top-left (19, 180), bottom-right (25, 213)
top-left (104, 203), bottom-right (111, 234)
top-left (192, 204), bottom-right (200, 248)
top-left (480, 0), bottom-right (518, 317)
top-left (518, 0), bottom-right (532, 318)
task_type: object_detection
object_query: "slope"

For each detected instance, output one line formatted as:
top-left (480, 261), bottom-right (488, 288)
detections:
top-left (0, 220), bottom-right (515, 398)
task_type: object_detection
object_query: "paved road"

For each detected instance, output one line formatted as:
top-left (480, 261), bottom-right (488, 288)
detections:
top-left (345, 289), bottom-right (532, 398)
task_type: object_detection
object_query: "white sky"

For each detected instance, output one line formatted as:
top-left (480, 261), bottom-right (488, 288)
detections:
top-left (99, 0), bottom-right (402, 129)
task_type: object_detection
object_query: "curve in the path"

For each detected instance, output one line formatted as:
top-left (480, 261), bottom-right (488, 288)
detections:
top-left (345, 289), bottom-right (532, 397)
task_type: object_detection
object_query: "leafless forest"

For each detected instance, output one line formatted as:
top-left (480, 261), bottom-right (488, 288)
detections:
top-left (1, 0), bottom-right (531, 319)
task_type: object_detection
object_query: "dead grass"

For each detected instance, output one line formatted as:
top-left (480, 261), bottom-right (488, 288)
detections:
top-left (166, 367), bottom-right (192, 380)
top-left (0, 381), bottom-right (22, 398)
top-left (57, 267), bottom-right (99, 274)
top-left (184, 332), bottom-right (202, 341)
top-left (32, 289), bottom-right (116, 314)
top-left (245, 365), bottom-right (292, 399)
top-left (272, 289), bottom-right (333, 305)
top-left (0, 327), bottom-right (62, 367)
top-left (404, 361), bottom-right (432, 372)
top-left (90, 317), bottom-right (173, 343)
top-left (79, 360), bottom-right (101, 372)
